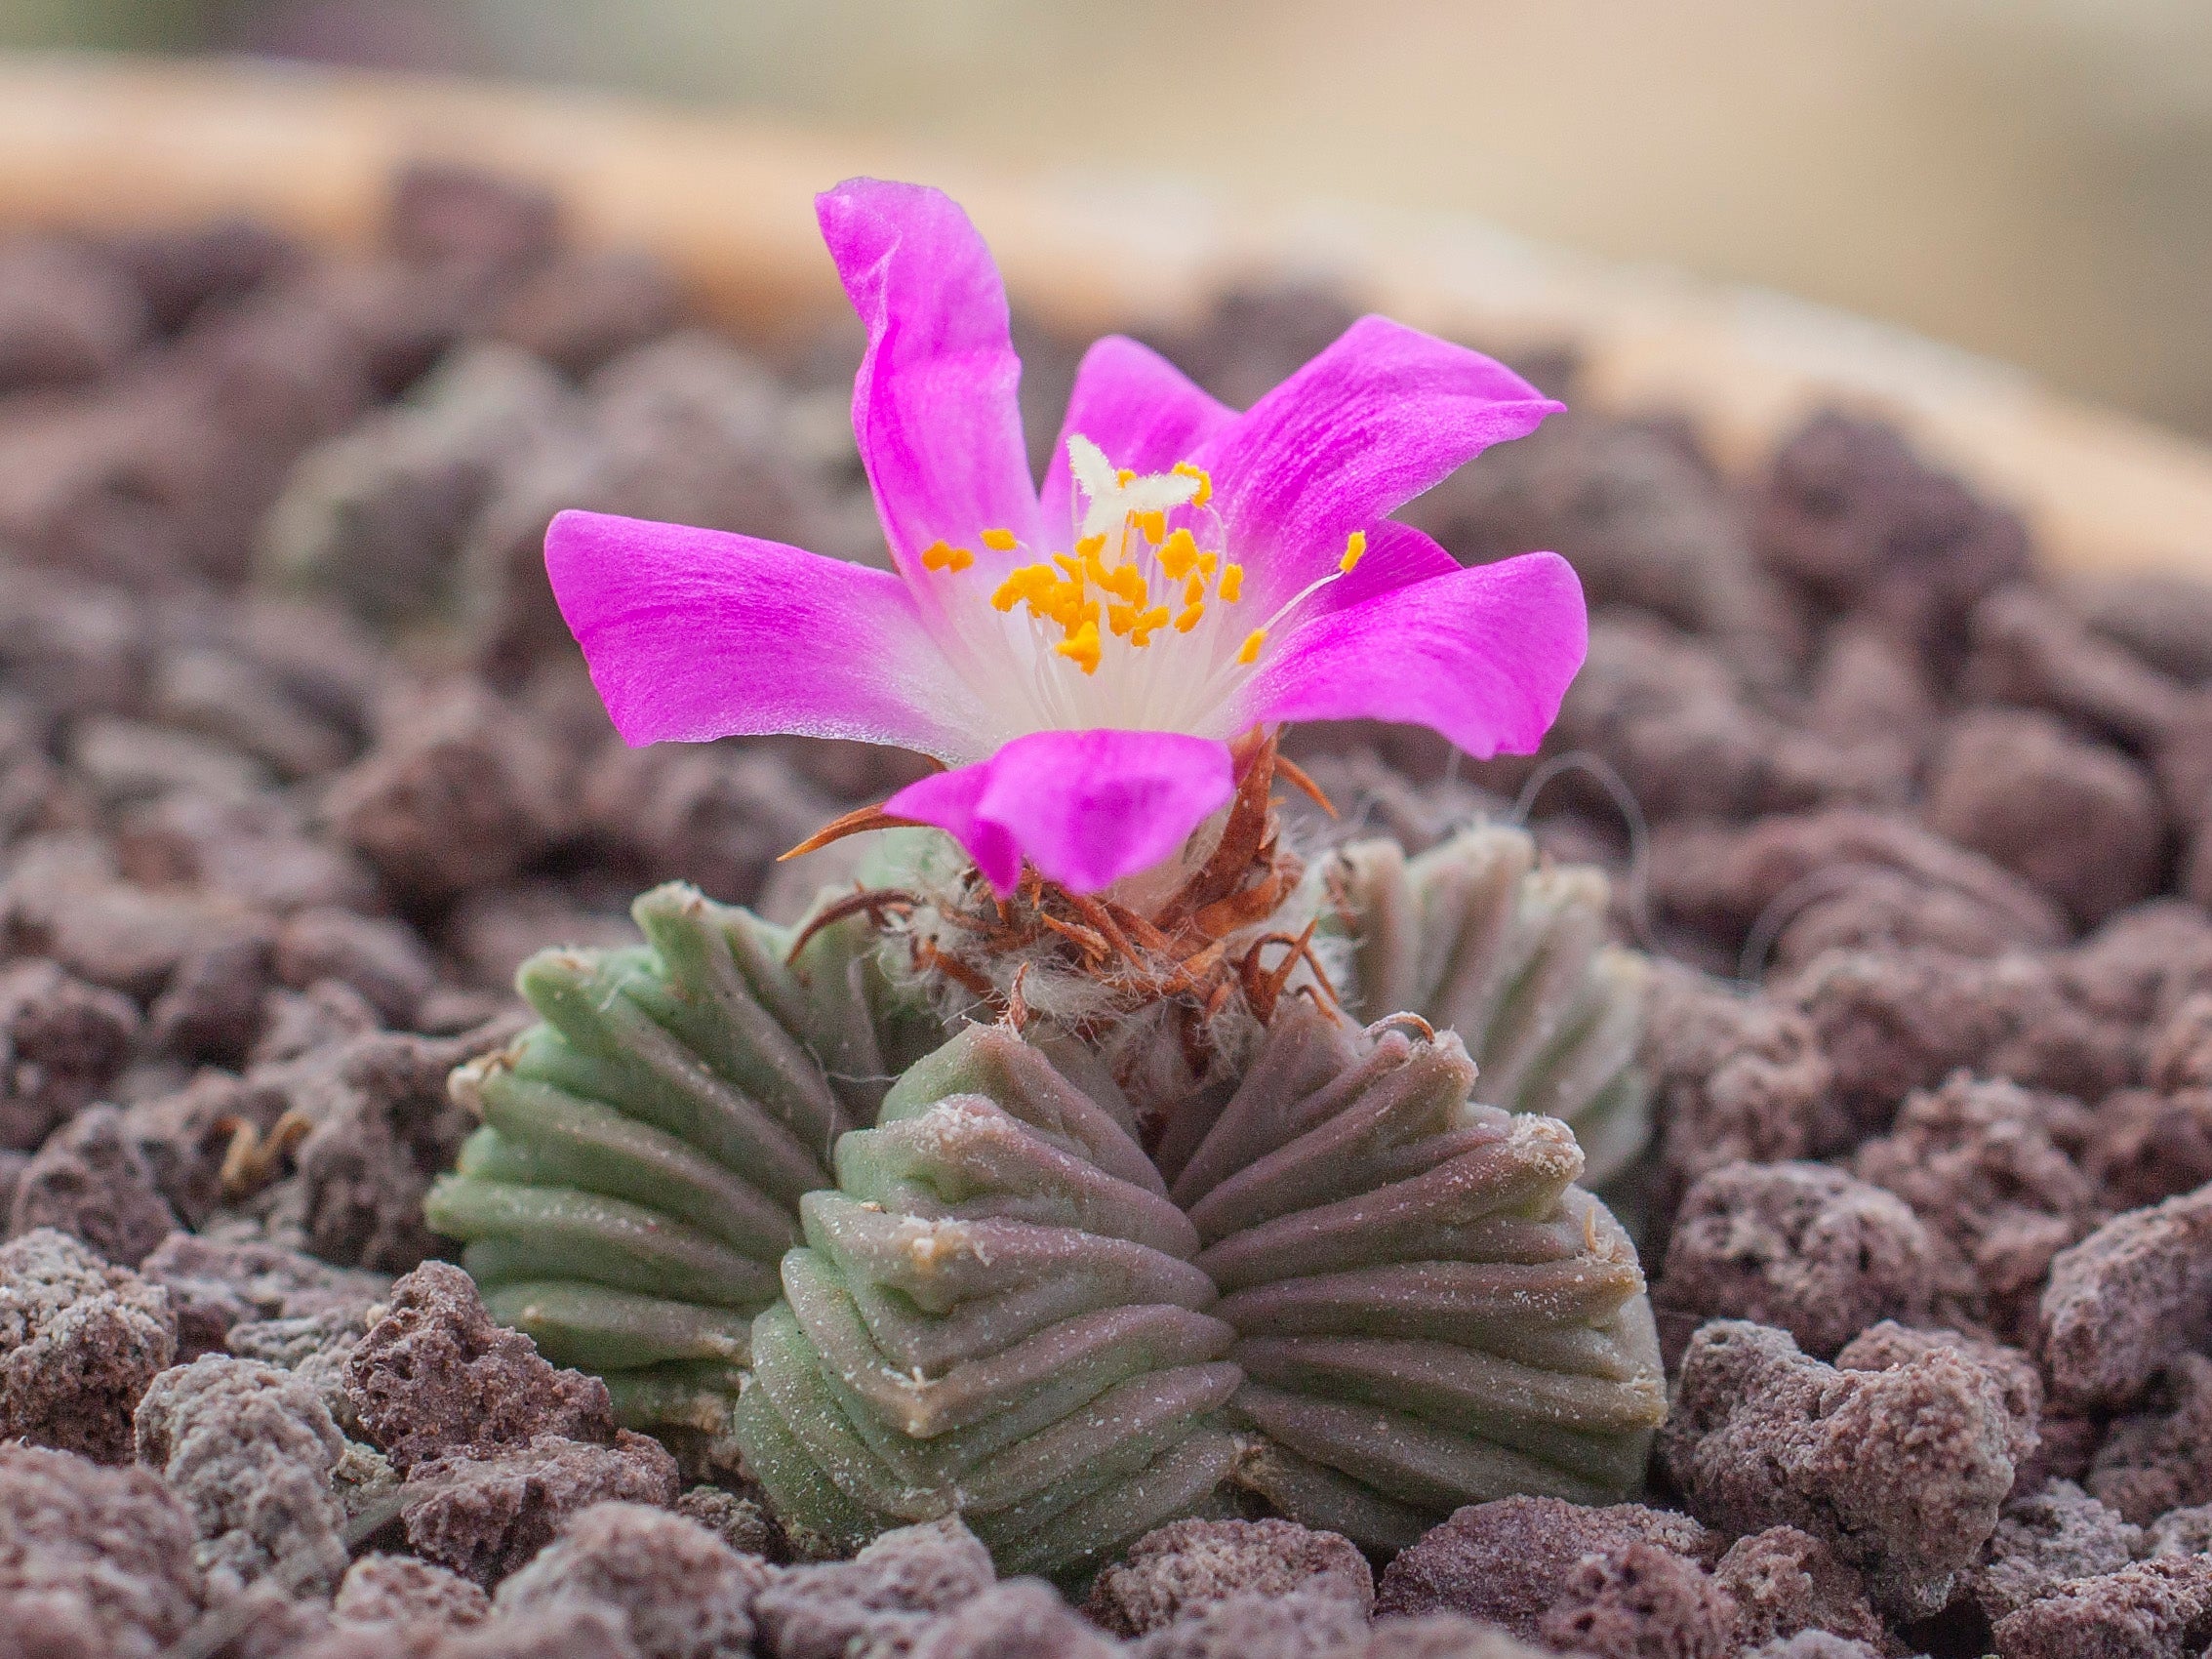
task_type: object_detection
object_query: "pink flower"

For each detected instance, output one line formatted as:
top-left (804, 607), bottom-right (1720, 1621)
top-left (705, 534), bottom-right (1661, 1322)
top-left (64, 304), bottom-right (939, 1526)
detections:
top-left (546, 180), bottom-right (1586, 897)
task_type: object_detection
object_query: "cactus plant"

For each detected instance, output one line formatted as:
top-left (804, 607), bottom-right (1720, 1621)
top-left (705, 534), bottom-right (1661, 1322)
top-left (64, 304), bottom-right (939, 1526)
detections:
top-left (1318, 824), bottom-right (1652, 1186)
top-left (427, 813), bottom-right (1663, 1574)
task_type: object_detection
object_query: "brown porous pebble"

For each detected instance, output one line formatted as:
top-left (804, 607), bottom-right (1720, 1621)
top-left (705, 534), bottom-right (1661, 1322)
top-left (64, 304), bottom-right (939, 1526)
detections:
top-left (749, 1516), bottom-right (996, 1659)
top-left (281, 1020), bottom-right (525, 1272)
top-left (1373, 1494), bottom-right (1716, 1634)
top-left (132, 1353), bottom-right (348, 1597)
top-left (0, 1226), bottom-right (176, 1462)
top-left (1711, 1526), bottom-right (1886, 1653)
top-left (1990, 1553), bottom-right (2212, 1659)
top-left (344, 1259), bottom-right (617, 1472)
top-left (1752, 409), bottom-right (2030, 663)
top-left (138, 1230), bottom-right (387, 1361)
top-left (0, 1440), bottom-right (206, 1659)
top-left (1831, 1319), bottom-right (2044, 1472)
top-left (1963, 583), bottom-right (2189, 749)
top-left (1655, 1160), bottom-right (1935, 1358)
top-left (1965, 1478), bottom-right (2145, 1623)
top-left (1660, 1319), bottom-right (2021, 1618)
top-left (491, 1501), bottom-right (777, 1659)
top-left (2039, 1183), bottom-right (2212, 1408)
top-left (1655, 806), bottom-right (2067, 968)
top-left (9, 1101), bottom-right (182, 1267)
top-left (0, 957), bottom-right (138, 1150)
top-left (1924, 708), bottom-right (2167, 928)
top-left (1084, 1517), bottom-right (1374, 1637)
top-left (1638, 967), bottom-right (1832, 1208)
top-left (1785, 948), bottom-right (2130, 1145)
top-left (672, 1483), bottom-right (785, 1562)
top-left (293, 1601), bottom-right (646, 1658)
top-left (333, 1552), bottom-right (493, 1630)
top-left (1340, 1614), bottom-right (1555, 1658)
top-left (1133, 1589), bottom-right (1369, 1659)
top-left (1850, 1073), bottom-right (2100, 1341)
top-left (399, 1429), bottom-right (682, 1586)
top-left (2084, 1353), bottom-right (2212, 1523)
top-left (917, 1580), bottom-right (1121, 1659)
top-left (1534, 1540), bottom-right (1740, 1659)
top-left (321, 680), bottom-right (575, 908)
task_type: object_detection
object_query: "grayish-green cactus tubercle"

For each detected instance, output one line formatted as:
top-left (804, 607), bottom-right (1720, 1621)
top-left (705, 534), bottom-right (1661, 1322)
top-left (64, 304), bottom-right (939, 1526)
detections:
top-left (1320, 824), bottom-right (1652, 1187)
top-left (428, 826), bottom-right (1663, 1575)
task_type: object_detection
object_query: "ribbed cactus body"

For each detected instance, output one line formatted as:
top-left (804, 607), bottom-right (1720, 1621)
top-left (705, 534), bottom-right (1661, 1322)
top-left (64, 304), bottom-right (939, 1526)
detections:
top-left (1176, 1009), bottom-right (1664, 1552)
top-left (1322, 824), bottom-right (1651, 1186)
top-left (427, 881), bottom-right (939, 1433)
top-left (735, 1025), bottom-right (1243, 1575)
top-left (428, 831), bottom-right (1664, 1574)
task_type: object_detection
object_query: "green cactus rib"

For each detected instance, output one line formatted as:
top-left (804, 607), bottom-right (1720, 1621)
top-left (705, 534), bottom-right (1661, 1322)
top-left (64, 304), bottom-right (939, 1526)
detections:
top-left (427, 880), bottom-right (937, 1407)
top-left (733, 1023), bottom-right (1246, 1577)
top-left (427, 849), bottom-right (1664, 1575)
top-left (1320, 824), bottom-right (1652, 1187)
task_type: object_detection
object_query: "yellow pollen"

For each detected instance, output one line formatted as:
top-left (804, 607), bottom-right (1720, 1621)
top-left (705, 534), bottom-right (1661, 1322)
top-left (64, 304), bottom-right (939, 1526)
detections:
top-left (1220, 564), bottom-right (1244, 602)
top-left (921, 540), bottom-right (973, 574)
top-left (1235, 628), bottom-right (1267, 666)
top-left (1174, 602), bottom-right (1204, 632)
top-left (1340, 530), bottom-right (1367, 574)
top-left (1133, 508), bottom-right (1166, 545)
top-left (1158, 528), bottom-right (1200, 582)
top-left (1173, 462), bottom-right (1213, 506)
top-left (980, 527), bottom-right (1018, 551)
top-left (1183, 575), bottom-right (1205, 606)
top-left (1075, 533), bottom-right (1106, 559)
top-left (1130, 604), bottom-right (1171, 646)
top-left (1055, 620), bottom-right (1102, 674)
top-left (1052, 552), bottom-right (1082, 579)
top-left (1115, 467), bottom-right (1136, 487)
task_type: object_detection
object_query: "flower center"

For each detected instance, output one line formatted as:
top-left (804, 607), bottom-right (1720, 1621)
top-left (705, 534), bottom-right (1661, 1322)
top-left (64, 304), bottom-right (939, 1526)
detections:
top-left (916, 435), bottom-right (1365, 739)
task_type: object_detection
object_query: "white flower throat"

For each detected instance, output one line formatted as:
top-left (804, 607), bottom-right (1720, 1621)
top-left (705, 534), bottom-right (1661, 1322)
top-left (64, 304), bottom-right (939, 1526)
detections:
top-left (918, 435), bottom-right (1365, 746)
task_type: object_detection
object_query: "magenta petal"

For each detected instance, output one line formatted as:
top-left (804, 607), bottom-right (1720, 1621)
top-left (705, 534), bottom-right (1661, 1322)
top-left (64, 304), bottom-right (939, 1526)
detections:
top-left (817, 180), bottom-right (1040, 583)
top-left (1037, 336), bottom-right (1235, 540)
top-left (1194, 315), bottom-right (1562, 615)
top-left (545, 509), bottom-right (989, 758)
top-left (1318, 519), bottom-right (1462, 614)
top-left (886, 729), bottom-right (1234, 896)
top-left (1235, 551), bottom-right (1589, 758)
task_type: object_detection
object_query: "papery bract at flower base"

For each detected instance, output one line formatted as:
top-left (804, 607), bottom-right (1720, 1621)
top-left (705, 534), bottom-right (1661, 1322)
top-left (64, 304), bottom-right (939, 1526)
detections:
top-left (545, 176), bottom-right (1586, 896)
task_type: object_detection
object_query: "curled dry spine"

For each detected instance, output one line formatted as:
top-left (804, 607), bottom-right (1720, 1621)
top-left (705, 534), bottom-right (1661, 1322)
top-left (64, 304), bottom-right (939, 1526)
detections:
top-left (422, 822), bottom-right (1664, 1577)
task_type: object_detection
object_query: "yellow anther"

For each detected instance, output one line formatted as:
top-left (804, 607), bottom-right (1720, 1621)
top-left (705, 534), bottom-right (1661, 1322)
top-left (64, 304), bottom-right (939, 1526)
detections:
top-left (921, 540), bottom-right (974, 574)
top-left (1184, 575), bottom-right (1205, 606)
top-left (1175, 603), bottom-right (1205, 633)
top-left (1106, 565), bottom-right (1147, 604)
top-left (1157, 528), bottom-right (1200, 582)
top-left (1132, 605), bottom-right (1171, 645)
top-left (1133, 509), bottom-right (1166, 545)
top-left (1053, 552), bottom-right (1083, 579)
top-left (1220, 564), bottom-right (1244, 603)
top-left (990, 563), bottom-right (1054, 611)
top-left (1115, 468), bottom-right (1136, 487)
top-left (1173, 462), bottom-right (1213, 507)
top-left (1234, 628), bottom-right (1267, 666)
top-left (1106, 601), bottom-right (1141, 638)
top-left (1340, 530), bottom-right (1367, 574)
top-left (980, 527), bottom-right (1018, 551)
top-left (1055, 620), bottom-right (1102, 674)
top-left (1075, 533), bottom-right (1106, 559)
top-left (1198, 551), bottom-right (1219, 578)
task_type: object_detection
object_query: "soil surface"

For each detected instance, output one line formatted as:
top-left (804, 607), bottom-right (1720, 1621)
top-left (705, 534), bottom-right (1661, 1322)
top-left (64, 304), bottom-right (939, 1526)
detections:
top-left (5, 165), bottom-right (2212, 1659)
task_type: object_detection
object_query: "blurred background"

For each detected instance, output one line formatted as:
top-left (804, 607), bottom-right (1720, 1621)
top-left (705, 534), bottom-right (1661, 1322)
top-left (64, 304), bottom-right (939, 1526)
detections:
top-left (3, 0), bottom-right (2210, 436)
